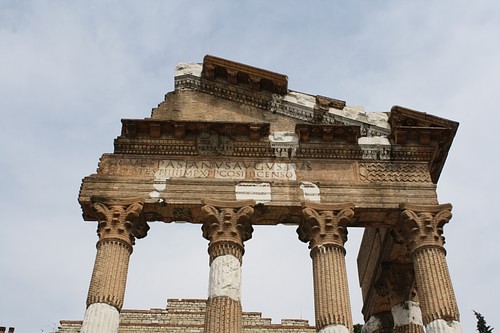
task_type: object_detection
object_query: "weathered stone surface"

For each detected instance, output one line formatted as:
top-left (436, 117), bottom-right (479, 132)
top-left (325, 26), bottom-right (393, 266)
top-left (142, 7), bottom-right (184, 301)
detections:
top-left (70, 55), bottom-right (462, 333)
top-left (56, 299), bottom-right (316, 333)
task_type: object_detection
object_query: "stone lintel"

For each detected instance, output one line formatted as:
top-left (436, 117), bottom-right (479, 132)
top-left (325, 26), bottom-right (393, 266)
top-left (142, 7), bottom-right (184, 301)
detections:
top-left (81, 202), bottom-right (429, 228)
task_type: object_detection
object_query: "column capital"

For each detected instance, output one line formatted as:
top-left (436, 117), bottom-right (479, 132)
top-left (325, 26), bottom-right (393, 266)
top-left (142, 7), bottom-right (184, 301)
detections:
top-left (399, 203), bottom-right (452, 253)
top-left (201, 199), bottom-right (255, 261)
top-left (91, 197), bottom-right (148, 249)
top-left (298, 202), bottom-right (355, 250)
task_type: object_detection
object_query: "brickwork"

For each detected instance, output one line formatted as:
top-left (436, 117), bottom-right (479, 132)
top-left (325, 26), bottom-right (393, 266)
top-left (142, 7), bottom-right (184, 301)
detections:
top-left (56, 299), bottom-right (315, 333)
top-left (399, 204), bottom-right (460, 326)
top-left (86, 199), bottom-right (146, 310)
top-left (72, 56), bottom-right (462, 333)
top-left (200, 199), bottom-right (255, 333)
top-left (311, 245), bottom-right (352, 329)
top-left (393, 323), bottom-right (424, 333)
top-left (87, 240), bottom-right (131, 309)
top-left (298, 202), bottom-right (355, 332)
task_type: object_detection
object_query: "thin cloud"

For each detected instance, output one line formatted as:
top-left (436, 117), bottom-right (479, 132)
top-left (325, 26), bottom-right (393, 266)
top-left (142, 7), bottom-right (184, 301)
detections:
top-left (1, 1), bottom-right (499, 332)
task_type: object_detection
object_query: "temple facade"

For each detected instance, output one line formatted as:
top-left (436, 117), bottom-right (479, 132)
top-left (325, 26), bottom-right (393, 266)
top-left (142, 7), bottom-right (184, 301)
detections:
top-left (57, 55), bottom-right (463, 333)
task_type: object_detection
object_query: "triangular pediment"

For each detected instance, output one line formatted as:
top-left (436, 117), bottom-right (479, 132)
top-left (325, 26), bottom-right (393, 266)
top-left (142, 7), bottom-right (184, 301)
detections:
top-left (152, 55), bottom-right (391, 138)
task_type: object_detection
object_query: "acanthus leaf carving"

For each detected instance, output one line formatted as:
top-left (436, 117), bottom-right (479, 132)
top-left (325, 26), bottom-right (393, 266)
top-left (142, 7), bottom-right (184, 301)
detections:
top-left (399, 203), bottom-right (452, 253)
top-left (298, 202), bottom-right (355, 249)
top-left (91, 197), bottom-right (146, 246)
top-left (200, 199), bottom-right (255, 248)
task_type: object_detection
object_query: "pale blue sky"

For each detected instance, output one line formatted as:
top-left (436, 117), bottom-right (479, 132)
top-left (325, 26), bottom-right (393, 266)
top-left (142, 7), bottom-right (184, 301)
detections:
top-left (1, 1), bottom-right (499, 332)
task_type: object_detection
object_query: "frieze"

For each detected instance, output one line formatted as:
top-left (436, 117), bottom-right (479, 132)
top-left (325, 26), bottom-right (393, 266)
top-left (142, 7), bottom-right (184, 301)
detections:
top-left (296, 146), bottom-right (364, 160)
top-left (97, 155), bottom-right (358, 182)
top-left (114, 139), bottom-right (198, 155)
top-left (359, 163), bottom-right (431, 183)
top-left (100, 157), bottom-right (297, 181)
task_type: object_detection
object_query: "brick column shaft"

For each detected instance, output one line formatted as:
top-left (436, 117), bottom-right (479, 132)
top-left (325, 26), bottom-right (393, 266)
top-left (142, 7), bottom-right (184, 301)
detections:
top-left (299, 202), bottom-right (355, 333)
top-left (81, 198), bottom-right (148, 333)
top-left (86, 239), bottom-right (131, 309)
top-left (394, 323), bottom-right (424, 333)
top-left (311, 245), bottom-right (352, 329)
top-left (400, 203), bottom-right (463, 333)
top-left (412, 247), bottom-right (459, 324)
top-left (201, 199), bottom-right (255, 333)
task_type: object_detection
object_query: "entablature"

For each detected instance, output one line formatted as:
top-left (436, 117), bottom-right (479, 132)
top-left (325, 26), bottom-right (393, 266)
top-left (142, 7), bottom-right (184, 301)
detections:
top-left (114, 118), bottom-right (446, 178)
top-left (79, 55), bottom-right (458, 232)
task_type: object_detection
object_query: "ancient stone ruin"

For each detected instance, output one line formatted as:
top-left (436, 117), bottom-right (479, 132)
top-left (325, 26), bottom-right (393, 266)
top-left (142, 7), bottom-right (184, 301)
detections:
top-left (57, 55), bottom-right (462, 333)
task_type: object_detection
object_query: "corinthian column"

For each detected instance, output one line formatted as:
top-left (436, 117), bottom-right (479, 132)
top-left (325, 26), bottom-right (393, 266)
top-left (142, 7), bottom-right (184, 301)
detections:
top-left (200, 198), bottom-right (255, 333)
top-left (80, 197), bottom-right (149, 333)
top-left (298, 202), bottom-right (355, 333)
top-left (399, 203), bottom-right (463, 333)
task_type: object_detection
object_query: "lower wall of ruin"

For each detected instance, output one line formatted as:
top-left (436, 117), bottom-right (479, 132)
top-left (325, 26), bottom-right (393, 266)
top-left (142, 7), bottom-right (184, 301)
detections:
top-left (56, 299), bottom-right (315, 333)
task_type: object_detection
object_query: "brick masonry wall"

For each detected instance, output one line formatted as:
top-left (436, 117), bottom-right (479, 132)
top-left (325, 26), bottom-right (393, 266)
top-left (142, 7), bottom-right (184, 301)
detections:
top-left (56, 299), bottom-right (315, 333)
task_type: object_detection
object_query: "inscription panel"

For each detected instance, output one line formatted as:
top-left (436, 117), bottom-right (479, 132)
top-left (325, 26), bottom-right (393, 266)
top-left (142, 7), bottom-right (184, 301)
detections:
top-left (97, 155), bottom-right (356, 183)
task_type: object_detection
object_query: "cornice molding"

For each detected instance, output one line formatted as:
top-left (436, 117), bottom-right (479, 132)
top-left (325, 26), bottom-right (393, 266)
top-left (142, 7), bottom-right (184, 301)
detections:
top-left (175, 72), bottom-right (391, 136)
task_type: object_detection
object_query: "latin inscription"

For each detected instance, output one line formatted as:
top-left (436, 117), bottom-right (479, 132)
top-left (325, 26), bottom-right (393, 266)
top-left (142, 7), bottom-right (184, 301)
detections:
top-left (101, 158), bottom-right (301, 181)
top-left (98, 156), bottom-right (356, 182)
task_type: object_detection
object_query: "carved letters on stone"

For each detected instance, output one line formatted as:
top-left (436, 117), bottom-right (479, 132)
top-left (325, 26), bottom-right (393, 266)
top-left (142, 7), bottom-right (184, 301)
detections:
top-left (98, 155), bottom-right (360, 183)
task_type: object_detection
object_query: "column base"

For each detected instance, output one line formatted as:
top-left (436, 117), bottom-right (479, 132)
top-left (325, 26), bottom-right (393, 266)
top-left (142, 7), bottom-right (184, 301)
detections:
top-left (426, 319), bottom-right (463, 333)
top-left (80, 303), bottom-right (120, 333)
top-left (319, 324), bottom-right (350, 333)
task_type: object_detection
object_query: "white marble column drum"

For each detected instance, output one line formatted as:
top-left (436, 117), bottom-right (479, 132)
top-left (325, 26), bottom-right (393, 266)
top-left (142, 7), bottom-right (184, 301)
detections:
top-left (298, 202), bottom-right (355, 333)
top-left (361, 311), bottom-right (395, 333)
top-left (80, 303), bottom-right (120, 333)
top-left (80, 198), bottom-right (148, 333)
top-left (208, 255), bottom-right (241, 301)
top-left (201, 198), bottom-right (255, 333)
top-left (362, 315), bottom-right (383, 333)
top-left (400, 203), bottom-right (463, 333)
top-left (392, 301), bottom-right (424, 333)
